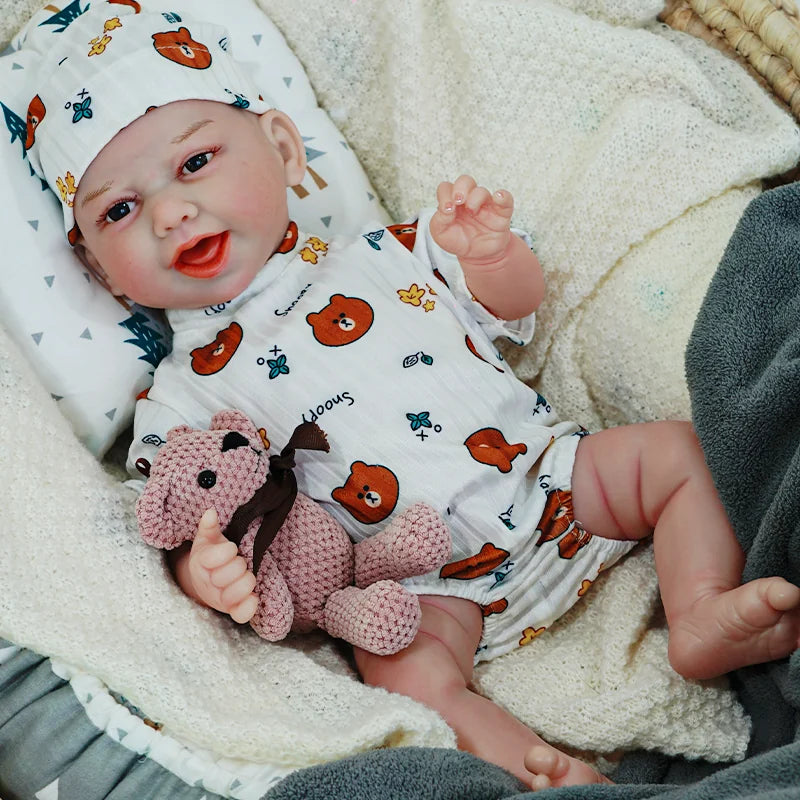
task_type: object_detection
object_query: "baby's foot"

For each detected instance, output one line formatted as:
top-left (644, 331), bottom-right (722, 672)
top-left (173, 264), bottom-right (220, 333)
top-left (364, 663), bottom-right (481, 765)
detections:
top-left (524, 745), bottom-right (612, 790)
top-left (669, 577), bottom-right (800, 680)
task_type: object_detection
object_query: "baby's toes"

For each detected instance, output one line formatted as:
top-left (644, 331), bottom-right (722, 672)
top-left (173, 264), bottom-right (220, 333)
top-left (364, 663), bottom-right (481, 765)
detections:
top-left (524, 744), bottom-right (612, 789)
top-left (735, 578), bottom-right (800, 632)
top-left (764, 578), bottom-right (800, 613)
top-left (524, 745), bottom-right (567, 783)
top-left (529, 773), bottom-right (554, 791)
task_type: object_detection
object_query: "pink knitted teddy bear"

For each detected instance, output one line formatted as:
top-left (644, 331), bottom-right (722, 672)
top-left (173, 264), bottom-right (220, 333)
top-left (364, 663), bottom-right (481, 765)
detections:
top-left (136, 409), bottom-right (451, 656)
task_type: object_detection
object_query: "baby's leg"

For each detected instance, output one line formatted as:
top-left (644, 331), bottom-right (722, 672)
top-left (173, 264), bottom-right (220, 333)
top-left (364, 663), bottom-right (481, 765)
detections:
top-left (354, 595), bottom-right (609, 789)
top-left (572, 421), bottom-right (800, 679)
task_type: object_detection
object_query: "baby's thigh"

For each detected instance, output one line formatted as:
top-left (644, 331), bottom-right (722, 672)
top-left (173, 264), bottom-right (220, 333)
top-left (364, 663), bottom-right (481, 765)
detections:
top-left (572, 420), bottom-right (698, 541)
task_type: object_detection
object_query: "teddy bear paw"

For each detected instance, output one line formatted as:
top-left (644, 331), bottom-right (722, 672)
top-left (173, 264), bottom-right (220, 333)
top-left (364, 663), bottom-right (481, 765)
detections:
top-left (384, 502), bottom-right (452, 575)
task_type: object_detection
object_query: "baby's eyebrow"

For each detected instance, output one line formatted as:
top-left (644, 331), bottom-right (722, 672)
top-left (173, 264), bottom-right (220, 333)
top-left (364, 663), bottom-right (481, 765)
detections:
top-left (79, 119), bottom-right (215, 208)
top-left (80, 180), bottom-right (113, 208)
top-left (171, 118), bottom-right (214, 145)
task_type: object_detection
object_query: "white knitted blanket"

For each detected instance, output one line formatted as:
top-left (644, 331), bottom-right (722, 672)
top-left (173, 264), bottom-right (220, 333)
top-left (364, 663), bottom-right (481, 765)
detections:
top-left (3, 0), bottom-right (799, 773)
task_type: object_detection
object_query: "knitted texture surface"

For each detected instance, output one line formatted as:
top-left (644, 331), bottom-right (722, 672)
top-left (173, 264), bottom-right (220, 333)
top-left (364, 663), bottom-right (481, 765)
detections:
top-left (137, 412), bottom-right (449, 650)
top-left (137, 417), bottom-right (267, 551)
top-left (354, 502), bottom-right (452, 587)
top-left (2, 0), bottom-right (794, 772)
top-left (0, 356), bottom-right (454, 764)
top-left (0, 0), bottom-right (40, 48)
top-left (472, 545), bottom-right (751, 762)
top-left (323, 582), bottom-right (422, 656)
top-left (258, 0), bottom-right (800, 434)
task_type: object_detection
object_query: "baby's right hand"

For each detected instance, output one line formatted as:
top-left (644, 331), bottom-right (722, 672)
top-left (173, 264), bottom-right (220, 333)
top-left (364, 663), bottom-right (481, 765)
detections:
top-left (188, 509), bottom-right (258, 624)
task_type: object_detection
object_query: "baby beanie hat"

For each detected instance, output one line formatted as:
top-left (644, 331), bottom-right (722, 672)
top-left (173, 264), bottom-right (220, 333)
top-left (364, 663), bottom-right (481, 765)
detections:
top-left (23, 0), bottom-right (274, 243)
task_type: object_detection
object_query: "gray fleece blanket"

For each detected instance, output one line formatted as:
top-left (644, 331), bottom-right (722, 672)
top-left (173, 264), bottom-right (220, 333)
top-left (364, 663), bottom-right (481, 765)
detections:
top-left (263, 745), bottom-right (800, 799)
top-left (685, 182), bottom-right (800, 760)
top-left (261, 185), bottom-right (800, 798)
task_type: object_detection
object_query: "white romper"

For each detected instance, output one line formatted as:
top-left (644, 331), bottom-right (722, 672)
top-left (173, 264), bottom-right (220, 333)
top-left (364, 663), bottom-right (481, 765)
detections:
top-left (130, 212), bottom-right (634, 662)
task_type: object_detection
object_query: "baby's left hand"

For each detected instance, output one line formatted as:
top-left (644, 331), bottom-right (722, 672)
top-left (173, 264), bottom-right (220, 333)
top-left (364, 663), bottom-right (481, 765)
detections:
top-left (430, 175), bottom-right (514, 265)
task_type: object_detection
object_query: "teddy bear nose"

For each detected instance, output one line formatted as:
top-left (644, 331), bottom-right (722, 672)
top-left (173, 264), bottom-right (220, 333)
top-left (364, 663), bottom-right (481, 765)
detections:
top-left (221, 431), bottom-right (249, 452)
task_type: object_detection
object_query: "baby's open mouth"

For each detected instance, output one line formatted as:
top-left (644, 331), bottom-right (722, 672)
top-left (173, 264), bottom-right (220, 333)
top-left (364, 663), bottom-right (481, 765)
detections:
top-left (173, 231), bottom-right (231, 278)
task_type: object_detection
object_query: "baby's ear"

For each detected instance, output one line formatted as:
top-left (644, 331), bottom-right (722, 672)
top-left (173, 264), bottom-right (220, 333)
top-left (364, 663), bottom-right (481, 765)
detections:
top-left (73, 236), bottom-right (119, 295)
top-left (258, 110), bottom-right (307, 187)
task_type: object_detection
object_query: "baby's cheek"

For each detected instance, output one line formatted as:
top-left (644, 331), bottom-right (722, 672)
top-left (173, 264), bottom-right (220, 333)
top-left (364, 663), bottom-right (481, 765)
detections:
top-left (232, 179), bottom-right (282, 219)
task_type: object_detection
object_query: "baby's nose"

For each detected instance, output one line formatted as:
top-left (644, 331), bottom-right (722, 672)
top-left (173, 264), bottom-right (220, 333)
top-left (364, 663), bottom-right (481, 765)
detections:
top-left (152, 194), bottom-right (198, 236)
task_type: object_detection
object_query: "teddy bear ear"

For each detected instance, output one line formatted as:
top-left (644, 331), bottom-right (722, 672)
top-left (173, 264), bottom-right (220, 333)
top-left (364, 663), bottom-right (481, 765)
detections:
top-left (210, 409), bottom-right (259, 441)
top-left (136, 477), bottom-right (184, 550)
top-left (166, 424), bottom-right (193, 442)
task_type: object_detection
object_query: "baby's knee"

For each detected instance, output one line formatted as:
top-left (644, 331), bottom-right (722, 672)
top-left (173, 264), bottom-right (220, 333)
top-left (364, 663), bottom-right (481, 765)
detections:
top-left (354, 639), bottom-right (469, 707)
top-left (648, 420), bottom-right (702, 464)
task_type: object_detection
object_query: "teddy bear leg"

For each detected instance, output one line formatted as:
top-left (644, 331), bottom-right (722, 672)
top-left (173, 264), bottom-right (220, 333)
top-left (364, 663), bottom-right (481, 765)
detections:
top-left (353, 502), bottom-right (451, 587)
top-left (323, 582), bottom-right (422, 655)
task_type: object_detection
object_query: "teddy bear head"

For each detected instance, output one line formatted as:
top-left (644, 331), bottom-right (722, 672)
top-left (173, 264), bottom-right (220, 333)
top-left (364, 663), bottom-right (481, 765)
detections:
top-left (136, 409), bottom-right (268, 549)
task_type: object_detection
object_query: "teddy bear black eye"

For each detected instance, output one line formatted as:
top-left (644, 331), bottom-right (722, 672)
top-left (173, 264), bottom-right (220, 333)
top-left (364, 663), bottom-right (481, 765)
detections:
top-left (197, 470), bottom-right (217, 489)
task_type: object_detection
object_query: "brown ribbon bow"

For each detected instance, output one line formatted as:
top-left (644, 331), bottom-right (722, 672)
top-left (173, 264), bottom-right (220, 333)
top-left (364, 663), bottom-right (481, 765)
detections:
top-left (222, 421), bottom-right (329, 574)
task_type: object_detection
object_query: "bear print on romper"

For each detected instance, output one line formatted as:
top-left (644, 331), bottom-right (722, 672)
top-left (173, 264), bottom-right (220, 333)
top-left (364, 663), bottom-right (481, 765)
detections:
top-left (332, 461), bottom-right (400, 524)
top-left (306, 295), bottom-right (374, 346)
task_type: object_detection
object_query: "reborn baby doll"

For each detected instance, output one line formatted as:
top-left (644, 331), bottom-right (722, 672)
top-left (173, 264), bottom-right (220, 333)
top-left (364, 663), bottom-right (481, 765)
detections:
top-left (25, 2), bottom-right (800, 789)
top-left (136, 409), bottom-right (451, 654)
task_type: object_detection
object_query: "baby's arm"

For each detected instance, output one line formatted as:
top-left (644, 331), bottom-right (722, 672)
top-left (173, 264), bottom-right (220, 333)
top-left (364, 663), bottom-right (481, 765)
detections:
top-left (430, 175), bottom-right (544, 320)
top-left (169, 509), bottom-right (259, 624)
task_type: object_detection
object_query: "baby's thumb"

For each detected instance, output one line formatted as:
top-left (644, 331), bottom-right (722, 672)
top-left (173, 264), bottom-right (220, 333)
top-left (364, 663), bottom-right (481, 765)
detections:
top-left (194, 508), bottom-right (225, 546)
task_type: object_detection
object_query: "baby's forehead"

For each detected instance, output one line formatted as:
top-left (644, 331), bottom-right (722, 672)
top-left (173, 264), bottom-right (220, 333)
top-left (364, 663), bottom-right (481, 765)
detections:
top-left (77, 99), bottom-right (255, 187)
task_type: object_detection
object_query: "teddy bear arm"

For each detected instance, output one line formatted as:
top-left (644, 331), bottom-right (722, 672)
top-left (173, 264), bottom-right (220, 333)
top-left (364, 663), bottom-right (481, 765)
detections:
top-left (353, 502), bottom-right (452, 587)
top-left (249, 551), bottom-right (294, 641)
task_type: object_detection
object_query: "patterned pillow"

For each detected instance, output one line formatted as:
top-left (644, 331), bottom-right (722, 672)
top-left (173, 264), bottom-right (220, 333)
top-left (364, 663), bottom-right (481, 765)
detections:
top-left (0, 0), bottom-right (389, 456)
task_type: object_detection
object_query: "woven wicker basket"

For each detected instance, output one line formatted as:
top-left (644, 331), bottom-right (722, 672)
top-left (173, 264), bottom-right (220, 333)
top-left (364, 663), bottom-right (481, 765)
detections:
top-left (661, 0), bottom-right (800, 182)
top-left (661, 0), bottom-right (800, 116)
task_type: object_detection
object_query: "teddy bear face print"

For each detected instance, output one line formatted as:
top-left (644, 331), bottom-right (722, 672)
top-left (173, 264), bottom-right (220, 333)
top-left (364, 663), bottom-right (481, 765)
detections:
top-left (306, 294), bottom-right (374, 347)
top-left (332, 461), bottom-right (399, 524)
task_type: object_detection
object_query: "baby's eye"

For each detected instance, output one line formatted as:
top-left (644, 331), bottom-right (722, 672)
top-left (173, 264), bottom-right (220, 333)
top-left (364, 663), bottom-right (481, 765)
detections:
top-left (182, 151), bottom-right (215, 174)
top-left (105, 200), bottom-right (134, 223)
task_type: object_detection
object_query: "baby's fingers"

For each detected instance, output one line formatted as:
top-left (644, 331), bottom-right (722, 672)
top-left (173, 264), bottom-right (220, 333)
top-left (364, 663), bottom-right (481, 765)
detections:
top-left (436, 181), bottom-right (456, 212)
top-left (490, 188), bottom-right (514, 218)
top-left (193, 509), bottom-right (238, 564)
top-left (220, 570), bottom-right (257, 610)
top-left (195, 508), bottom-right (224, 542)
top-left (209, 555), bottom-right (250, 588)
top-left (464, 186), bottom-right (492, 214)
top-left (451, 174), bottom-right (478, 204)
top-left (229, 594), bottom-right (259, 624)
top-left (196, 539), bottom-right (239, 569)
top-left (437, 175), bottom-right (479, 212)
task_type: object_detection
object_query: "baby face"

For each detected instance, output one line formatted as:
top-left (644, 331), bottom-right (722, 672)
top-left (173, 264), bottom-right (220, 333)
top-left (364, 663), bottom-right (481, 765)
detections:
top-left (74, 99), bottom-right (305, 309)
